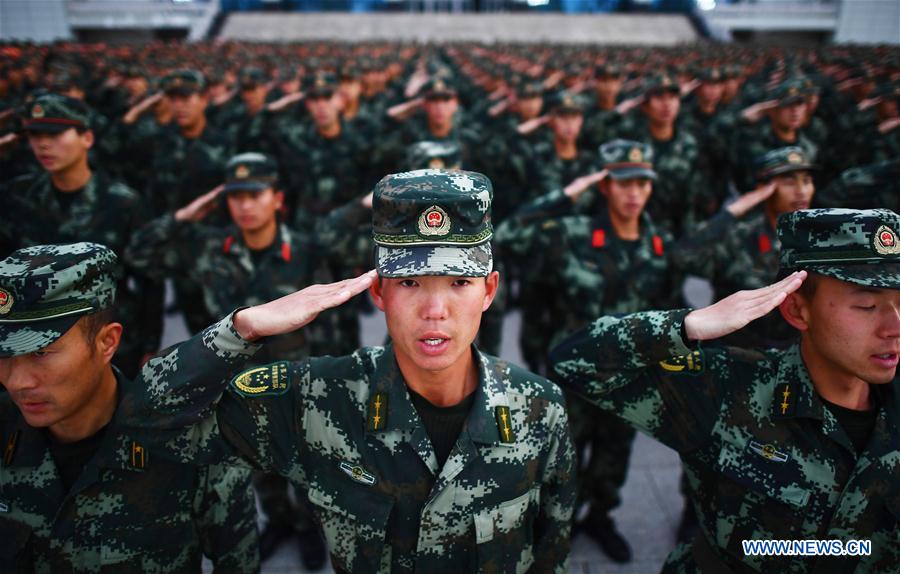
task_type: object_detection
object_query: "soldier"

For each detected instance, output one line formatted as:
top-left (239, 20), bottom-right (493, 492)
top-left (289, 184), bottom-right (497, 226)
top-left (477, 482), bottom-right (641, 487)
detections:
top-left (0, 93), bottom-right (159, 378)
top-left (816, 157), bottom-right (900, 212)
top-left (224, 66), bottom-right (277, 154)
top-left (146, 69), bottom-right (233, 334)
top-left (120, 169), bottom-right (576, 572)
top-left (582, 63), bottom-right (626, 151)
top-left (0, 242), bottom-right (259, 573)
top-left (497, 140), bottom-right (677, 562)
top-left (550, 208), bottom-right (900, 573)
top-left (127, 152), bottom-right (363, 569)
top-left (671, 146), bottom-right (818, 349)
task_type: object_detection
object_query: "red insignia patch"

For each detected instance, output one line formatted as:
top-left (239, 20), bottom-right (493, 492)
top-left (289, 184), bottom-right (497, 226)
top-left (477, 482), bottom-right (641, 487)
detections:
top-left (653, 235), bottom-right (664, 256)
top-left (758, 234), bottom-right (772, 253)
top-left (281, 242), bottom-right (291, 262)
top-left (592, 229), bottom-right (606, 248)
top-left (223, 236), bottom-right (234, 254)
top-left (426, 210), bottom-right (444, 227)
top-left (881, 230), bottom-right (894, 247)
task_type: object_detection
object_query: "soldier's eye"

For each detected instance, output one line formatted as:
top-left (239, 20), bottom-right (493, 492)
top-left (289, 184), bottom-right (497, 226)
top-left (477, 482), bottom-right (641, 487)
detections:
top-left (399, 279), bottom-right (418, 288)
top-left (452, 279), bottom-right (471, 287)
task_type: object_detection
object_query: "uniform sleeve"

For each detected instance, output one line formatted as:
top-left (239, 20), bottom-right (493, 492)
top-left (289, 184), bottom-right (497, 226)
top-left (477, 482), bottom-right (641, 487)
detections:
top-left (195, 464), bottom-right (260, 574)
top-left (494, 189), bottom-right (572, 259)
top-left (548, 309), bottom-right (725, 453)
top-left (532, 401), bottom-right (576, 573)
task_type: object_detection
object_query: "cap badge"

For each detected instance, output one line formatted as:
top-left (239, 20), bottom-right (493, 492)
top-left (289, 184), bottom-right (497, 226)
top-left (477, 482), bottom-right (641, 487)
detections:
top-left (235, 165), bottom-right (250, 179)
top-left (31, 104), bottom-right (44, 119)
top-left (628, 147), bottom-right (643, 163)
top-left (0, 288), bottom-right (12, 315)
top-left (874, 224), bottom-right (900, 255)
top-left (172, 77), bottom-right (183, 88)
top-left (428, 158), bottom-right (446, 169)
top-left (562, 95), bottom-right (574, 108)
top-left (788, 87), bottom-right (799, 97)
top-left (787, 152), bottom-right (803, 164)
top-left (315, 76), bottom-right (326, 88)
top-left (434, 79), bottom-right (446, 91)
top-left (418, 205), bottom-right (451, 237)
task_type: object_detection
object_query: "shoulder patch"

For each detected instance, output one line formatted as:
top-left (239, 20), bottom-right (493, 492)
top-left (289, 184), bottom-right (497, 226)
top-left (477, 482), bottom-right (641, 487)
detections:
top-left (541, 220), bottom-right (559, 230)
top-left (230, 362), bottom-right (291, 397)
top-left (658, 349), bottom-right (704, 375)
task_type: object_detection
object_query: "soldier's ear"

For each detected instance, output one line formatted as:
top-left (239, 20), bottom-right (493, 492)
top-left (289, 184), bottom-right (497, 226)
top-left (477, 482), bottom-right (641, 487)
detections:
top-left (482, 271), bottom-right (500, 312)
top-left (80, 129), bottom-right (94, 151)
top-left (779, 292), bottom-right (810, 332)
top-left (95, 322), bottom-right (123, 364)
top-left (369, 276), bottom-right (386, 312)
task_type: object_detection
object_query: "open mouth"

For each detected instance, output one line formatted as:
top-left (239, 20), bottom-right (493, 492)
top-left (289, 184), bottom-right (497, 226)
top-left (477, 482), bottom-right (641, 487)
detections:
top-left (417, 334), bottom-right (451, 355)
top-left (871, 353), bottom-right (899, 368)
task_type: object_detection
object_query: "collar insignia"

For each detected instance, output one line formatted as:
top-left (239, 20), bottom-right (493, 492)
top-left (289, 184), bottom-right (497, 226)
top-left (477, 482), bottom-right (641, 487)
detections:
top-left (495, 406), bottom-right (515, 443)
top-left (367, 392), bottom-right (388, 432)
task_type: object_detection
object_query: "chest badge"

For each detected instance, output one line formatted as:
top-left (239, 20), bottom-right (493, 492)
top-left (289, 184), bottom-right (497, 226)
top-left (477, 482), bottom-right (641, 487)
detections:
top-left (339, 461), bottom-right (377, 485)
top-left (748, 441), bottom-right (789, 463)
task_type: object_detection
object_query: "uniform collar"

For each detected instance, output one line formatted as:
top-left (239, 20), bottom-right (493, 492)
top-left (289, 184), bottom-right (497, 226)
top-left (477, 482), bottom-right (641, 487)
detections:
top-left (771, 344), bottom-right (822, 421)
top-left (367, 344), bottom-right (513, 445)
top-left (222, 222), bottom-right (293, 264)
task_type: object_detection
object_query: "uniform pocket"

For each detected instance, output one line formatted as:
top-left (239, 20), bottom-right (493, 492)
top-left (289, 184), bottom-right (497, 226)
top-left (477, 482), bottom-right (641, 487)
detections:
top-left (474, 487), bottom-right (540, 574)
top-left (307, 475), bottom-right (394, 572)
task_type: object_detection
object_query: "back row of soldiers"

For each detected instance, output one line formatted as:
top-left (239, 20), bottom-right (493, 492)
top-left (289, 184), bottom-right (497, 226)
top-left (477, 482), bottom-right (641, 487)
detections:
top-left (1, 39), bottom-right (898, 570)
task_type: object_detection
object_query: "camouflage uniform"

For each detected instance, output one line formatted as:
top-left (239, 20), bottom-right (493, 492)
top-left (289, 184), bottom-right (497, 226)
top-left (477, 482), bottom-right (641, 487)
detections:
top-left (120, 170), bottom-right (577, 573)
top-left (550, 209), bottom-right (900, 574)
top-left (816, 157), bottom-right (900, 212)
top-left (0, 94), bottom-right (160, 378)
top-left (0, 243), bottom-right (259, 574)
top-left (497, 141), bottom-right (678, 539)
top-left (146, 70), bottom-right (233, 334)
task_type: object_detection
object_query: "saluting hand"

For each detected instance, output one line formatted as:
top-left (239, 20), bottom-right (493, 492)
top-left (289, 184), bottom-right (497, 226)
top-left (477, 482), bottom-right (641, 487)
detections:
top-left (683, 271), bottom-right (806, 341)
top-left (725, 181), bottom-right (777, 218)
top-left (741, 99), bottom-right (779, 123)
top-left (233, 270), bottom-right (378, 342)
top-left (564, 169), bottom-right (609, 201)
top-left (175, 185), bottom-right (224, 223)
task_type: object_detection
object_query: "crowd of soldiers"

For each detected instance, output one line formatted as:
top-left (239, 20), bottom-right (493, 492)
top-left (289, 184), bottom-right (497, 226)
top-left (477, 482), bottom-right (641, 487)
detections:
top-left (0, 38), bottom-right (899, 573)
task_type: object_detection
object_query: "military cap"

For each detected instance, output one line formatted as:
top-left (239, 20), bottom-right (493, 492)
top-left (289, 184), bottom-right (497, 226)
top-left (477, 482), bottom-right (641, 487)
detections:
top-left (595, 63), bottom-right (623, 78)
top-left (372, 169), bottom-right (493, 278)
top-left (871, 81), bottom-right (899, 102)
top-left (404, 141), bottom-right (462, 171)
top-left (304, 71), bottom-right (338, 98)
top-left (21, 93), bottom-right (91, 133)
top-left (122, 65), bottom-right (145, 79)
top-left (224, 152), bottom-right (278, 193)
top-left (161, 69), bottom-right (206, 95)
top-left (546, 90), bottom-right (584, 115)
top-left (339, 65), bottom-right (359, 81)
top-left (598, 139), bottom-right (656, 181)
top-left (695, 66), bottom-right (724, 83)
top-left (238, 67), bottom-right (267, 90)
top-left (643, 73), bottom-right (680, 96)
top-left (0, 243), bottom-right (119, 357)
top-left (755, 147), bottom-right (816, 181)
top-left (515, 79), bottom-right (545, 99)
top-left (422, 77), bottom-right (457, 99)
top-left (768, 78), bottom-right (806, 106)
top-left (778, 209), bottom-right (900, 288)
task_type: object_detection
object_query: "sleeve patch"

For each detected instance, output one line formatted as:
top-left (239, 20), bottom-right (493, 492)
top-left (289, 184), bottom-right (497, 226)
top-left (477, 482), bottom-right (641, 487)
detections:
top-left (230, 361), bottom-right (291, 397)
top-left (658, 350), bottom-right (704, 375)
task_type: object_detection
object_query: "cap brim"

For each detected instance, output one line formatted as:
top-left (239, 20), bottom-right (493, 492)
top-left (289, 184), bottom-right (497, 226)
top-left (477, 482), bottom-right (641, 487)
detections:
top-left (24, 122), bottom-right (81, 134)
top-left (164, 88), bottom-right (200, 96)
top-left (762, 164), bottom-right (817, 178)
top-left (224, 181), bottom-right (271, 193)
top-left (608, 167), bottom-right (657, 181)
top-left (779, 262), bottom-right (900, 290)
top-left (0, 314), bottom-right (82, 358)
top-left (425, 91), bottom-right (457, 100)
top-left (376, 244), bottom-right (492, 278)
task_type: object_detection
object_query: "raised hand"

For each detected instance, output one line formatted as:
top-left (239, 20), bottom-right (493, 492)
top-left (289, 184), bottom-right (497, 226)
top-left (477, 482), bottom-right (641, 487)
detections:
top-left (517, 114), bottom-right (549, 135)
top-left (233, 270), bottom-right (378, 341)
top-left (615, 95), bottom-right (645, 115)
top-left (266, 91), bottom-right (306, 113)
top-left (683, 271), bottom-right (807, 341)
top-left (725, 181), bottom-right (777, 218)
top-left (563, 170), bottom-right (609, 201)
top-left (741, 100), bottom-right (779, 123)
top-left (123, 92), bottom-right (163, 125)
top-left (175, 185), bottom-right (224, 223)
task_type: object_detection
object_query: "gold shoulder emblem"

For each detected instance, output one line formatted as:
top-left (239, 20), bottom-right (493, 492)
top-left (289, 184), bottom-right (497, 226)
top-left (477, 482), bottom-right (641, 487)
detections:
top-left (230, 362), bottom-right (290, 397)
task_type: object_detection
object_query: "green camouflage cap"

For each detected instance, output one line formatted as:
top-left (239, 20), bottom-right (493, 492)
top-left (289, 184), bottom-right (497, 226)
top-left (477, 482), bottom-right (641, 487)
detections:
top-left (404, 141), bottom-right (462, 171)
top-left (161, 69), bottom-right (206, 95)
top-left (755, 147), bottom-right (817, 181)
top-left (546, 90), bottom-right (584, 115)
top-left (238, 66), bottom-right (267, 90)
top-left (595, 63), bottom-right (624, 78)
top-left (643, 73), bottom-right (680, 96)
top-left (21, 93), bottom-right (90, 133)
top-left (372, 169), bottom-right (493, 278)
top-left (0, 243), bottom-right (119, 357)
top-left (778, 209), bottom-right (900, 288)
top-left (769, 78), bottom-right (806, 106)
top-left (515, 79), bottom-right (545, 99)
top-left (695, 66), bottom-right (724, 83)
top-left (599, 139), bottom-right (657, 181)
top-left (422, 77), bottom-right (457, 99)
top-left (304, 71), bottom-right (338, 98)
top-left (224, 152), bottom-right (278, 193)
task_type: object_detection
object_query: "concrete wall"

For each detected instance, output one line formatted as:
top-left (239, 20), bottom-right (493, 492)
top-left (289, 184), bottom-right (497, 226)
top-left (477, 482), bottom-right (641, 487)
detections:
top-left (834, 0), bottom-right (900, 44)
top-left (0, 0), bottom-right (72, 41)
top-left (220, 12), bottom-right (698, 44)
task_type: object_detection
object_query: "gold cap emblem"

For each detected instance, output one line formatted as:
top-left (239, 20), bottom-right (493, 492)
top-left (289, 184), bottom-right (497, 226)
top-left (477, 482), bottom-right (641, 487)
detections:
top-left (788, 87), bottom-right (799, 97)
top-left (787, 152), bottom-right (803, 164)
top-left (628, 147), bottom-right (644, 163)
top-left (0, 288), bottom-right (12, 315)
top-left (235, 165), bottom-right (250, 179)
top-left (434, 79), bottom-right (446, 92)
top-left (874, 224), bottom-right (900, 255)
top-left (428, 158), bottom-right (445, 169)
top-left (31, 104), bottom-right (44, 118)
top-left (417, 205), bottom-right (451, 237)
top-left (172, 77), bottom-right (183, 88)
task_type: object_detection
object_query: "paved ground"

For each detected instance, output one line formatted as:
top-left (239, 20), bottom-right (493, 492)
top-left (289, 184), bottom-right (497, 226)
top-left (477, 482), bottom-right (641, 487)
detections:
top-left (181, 278), bottom-right (713, 573)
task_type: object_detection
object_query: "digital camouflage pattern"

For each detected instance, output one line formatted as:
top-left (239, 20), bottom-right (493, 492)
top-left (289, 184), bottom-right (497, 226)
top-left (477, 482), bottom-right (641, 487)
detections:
top-left (549, 309), bottom-right (900, 574)
top-left (404, 140), bottom-right (462, 171)
top-left (118, 315), bottom-right (576, 574)
top-left (728, 117), bottom-right (819, 195)
top-left (372, 169), bottom-right (494, 278)
top-left (0, 242), bottom-right (117, 357)
top-left (0, 370), bottom-right (260, 574)
top-left (816, 158), bottom-right (900, 212)
top-left (778, 208), bottom-right (900, 288)
top-left (755, 146), bottom-right (816, 181)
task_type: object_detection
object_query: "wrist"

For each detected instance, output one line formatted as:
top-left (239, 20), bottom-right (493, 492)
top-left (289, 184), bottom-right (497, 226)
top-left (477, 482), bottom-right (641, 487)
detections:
top-left (232, 307), bottom-right (260, 342)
